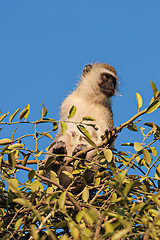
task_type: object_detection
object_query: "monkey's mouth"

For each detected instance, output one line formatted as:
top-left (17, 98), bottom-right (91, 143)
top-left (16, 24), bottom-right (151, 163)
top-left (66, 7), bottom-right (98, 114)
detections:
top-left (101, 88), bottom-right (115, 97)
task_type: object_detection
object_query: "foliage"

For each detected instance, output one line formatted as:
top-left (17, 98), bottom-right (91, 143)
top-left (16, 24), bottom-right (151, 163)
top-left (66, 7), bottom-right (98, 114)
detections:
top-left (0, 81), bottom-right (160, 240)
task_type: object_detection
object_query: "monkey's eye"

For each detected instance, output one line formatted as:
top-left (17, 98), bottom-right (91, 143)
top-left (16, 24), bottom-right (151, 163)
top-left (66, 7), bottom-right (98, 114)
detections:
top-left (83, 64), bottom-right (92, 75)
top-left (101, 73), bottom-right (111, 82)
top-left (101, 73), bottom-right (117, 87)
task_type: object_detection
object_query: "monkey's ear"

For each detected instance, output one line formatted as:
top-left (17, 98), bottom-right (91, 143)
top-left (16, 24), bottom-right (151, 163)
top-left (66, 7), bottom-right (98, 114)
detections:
top-left (83, 64), bottom-right (92, 75)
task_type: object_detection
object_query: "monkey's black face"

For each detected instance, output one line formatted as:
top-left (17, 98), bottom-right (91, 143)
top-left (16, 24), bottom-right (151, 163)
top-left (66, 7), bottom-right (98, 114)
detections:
top-left (99, 73), bottom-right (117, 97)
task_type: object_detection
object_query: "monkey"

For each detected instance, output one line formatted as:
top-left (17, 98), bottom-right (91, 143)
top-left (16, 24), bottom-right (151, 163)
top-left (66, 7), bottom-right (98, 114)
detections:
top-left (45, 63), bottom-right (117, 189)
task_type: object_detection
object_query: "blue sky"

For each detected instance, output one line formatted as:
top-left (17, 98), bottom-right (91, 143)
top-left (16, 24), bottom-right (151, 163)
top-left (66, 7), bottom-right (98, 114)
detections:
top-left (0, 1), bottom-right (160, 180)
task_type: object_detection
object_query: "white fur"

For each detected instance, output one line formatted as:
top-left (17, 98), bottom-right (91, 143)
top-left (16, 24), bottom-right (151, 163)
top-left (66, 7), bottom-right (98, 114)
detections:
top-left (52, 63), bottom-right (116, 156)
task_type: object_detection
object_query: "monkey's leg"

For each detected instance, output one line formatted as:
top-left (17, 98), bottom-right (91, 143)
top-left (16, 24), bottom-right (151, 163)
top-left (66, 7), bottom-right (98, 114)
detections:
top-left (72, 144), bottom-right (87, 158)
top-left (46, 141), bottom-right (67, 185)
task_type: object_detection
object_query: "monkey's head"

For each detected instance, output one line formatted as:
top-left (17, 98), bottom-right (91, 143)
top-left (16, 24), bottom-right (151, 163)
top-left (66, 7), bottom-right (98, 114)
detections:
top-left (81, 63), bottom-right (117, 100)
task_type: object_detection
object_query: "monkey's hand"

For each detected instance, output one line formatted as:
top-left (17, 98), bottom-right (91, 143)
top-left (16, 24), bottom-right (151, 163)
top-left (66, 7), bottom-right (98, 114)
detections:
top-left (101, 127), bottom-right (118, 146)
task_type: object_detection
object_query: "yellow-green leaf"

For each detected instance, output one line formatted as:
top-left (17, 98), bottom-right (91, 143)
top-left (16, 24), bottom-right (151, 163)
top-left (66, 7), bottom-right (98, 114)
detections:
top-left (105, 221), bottom-right (114, 234)
top-left (68, 221), bottom-right (80, 240)
top-left (15, 217), bottom-right (23, 230)
top-left (45, 156), bottom-right (55, 169)
top-left (50, 171), bottom-right (59, 185)
top-left (61, 122), bottom-right (67, 136)
top-left (82, 186), bottom-right (89, 202)
top-left (0, 112), bottom-right (9, 122)
top-left (28, 170), bottom-right (35, 181)
top-left (77, 124), bottom-right (91, 139)
top-left (150, 147), bottom-right (157, 157)
top-left (19, 108), bottom-right (29, 121)
top-left (146, 99), bottom-right (159, 114)
top-left (62, 171), bottom-right (73, 179)
top-left (40, 132), bottom-right (53, 140)
top-left (134, 142), bottom-right (143, 152)
top-left (127, 122), bottom-right (138, 131)
top-left (103, 148), bottom-right (112, 162)
top-left (8, 152), bottom-right (16, 169)
top-left (9, 108), bottom-right (21, 122)
top-left (45, 141), bottom-right (56, 151)
top-left (8, 178), bottom-right (18, 192)
top-left (24, 104), bottom-right (30, 120)
top-left (59, 191), bottom-right (66, 209)
top-left (136, 92), bottom-right (143, 109)
top-left (143, 149), bottom-right (152, 165)
top-left (0, 138), bottom-right (12, 145)
top-left (42, 101), bottom-right (48, 118)
top-left (8, 143), bottom-right (24, 150)
top-left (150, 80), bottom-right (158, 98)
top-left (30, 180), bottom-right (43, 191)
top-left (22, 153), bottom-right (30, 166)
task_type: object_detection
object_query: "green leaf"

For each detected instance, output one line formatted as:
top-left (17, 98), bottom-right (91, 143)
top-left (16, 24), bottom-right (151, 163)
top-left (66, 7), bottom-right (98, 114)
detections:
top-left (45, 156), bottom-right (55, 168)
top-left (24, 103), bottom-right (30, 120)
top-left (19, 108), bottom-right (29, 121)
top-left (53, 121), bottom-right (58, 131)
top-left (155, 164), bottom-right (160, 178)
top-left (40, 132), bottom-right (53, 140)
top-left (8, 152), bottom-right (16, 169)
top-left (143, 149), bottom-right (152, 165)
top-left (45, 141), bottom-right (56, 151)
top-left (134, 142), bottom-right (144, 151)
top-left (0, 138), bottom-right (12, 145)
top-left (50, 171), bottom-right (59, 185)
top-left (76, 210), bottom-right (85, 223)
top-left (61, 122), bottom-right (67, 135)
top-left (136, 92), bottom-right (143, 109)
top-left (146, 99), bottom-right (159, 114)
top-left (123, 181), bottom-right (135, 196)
top-left (30, 180), bottom-right (43, 191)
top-left (121, 142), bottom-right (134, 147)
top-left (59, 235), bottom-right (69, 240)
top-left (68, 105), bottom-right (76, 119)
top-left (103, 148), bottom-right (112, 162)
top-left (111, 192), bottom-right (117, 203)
top-left (15, 217), bottom-right (23, 230)
top-left (82, 186), bottom-right (89, 202)
top-left (77, 124), bottom-right (91, 139)
top-left (150, 80), bottom-right (158, 98)
top-left (59, 191), bottom-right (66, 209)
top-left (144, 122), bottom-right (160, 130)
top-left (28, 170), bottom-right (35, 181)
top-left (82, 116), bottom-right (96, 121)
top-left (9, 108), bottom-right (21, 122)
top-left (35, 150), bottom-right (43, 157)
top-left (22, 153), bottom-right (30, 166)
top-left (68, 221), bottom-right (80, 240)
top-left (150, 147), bottom-right (157, 156)
top-left (8, 178), bottom-right (18, 192)
top-left (42, 101), bottom-right (48, 118)
top-left (0, 112), bottom-right (9, 122)
top-left (118, 170), bottom-right (127, 182)
top-left (83, 136), bottom-right (98, 149)
top-left (127, 122), bottom-right (138, 131)
top-left (105, 221), bottom-right (114, 234)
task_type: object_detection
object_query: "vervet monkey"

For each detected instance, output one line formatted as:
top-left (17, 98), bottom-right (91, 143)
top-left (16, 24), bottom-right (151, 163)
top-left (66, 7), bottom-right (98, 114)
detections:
top-left (46, 63), bottom-right (117, 188)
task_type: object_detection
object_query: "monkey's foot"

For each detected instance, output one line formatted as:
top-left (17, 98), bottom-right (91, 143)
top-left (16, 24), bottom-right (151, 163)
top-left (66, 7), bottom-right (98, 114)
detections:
top-left (101, 127), bottom-right (118, 147)
top-left (51, 141), bottom-right (67, 163)
top-left (72, 144), bottom-right (87, 158)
